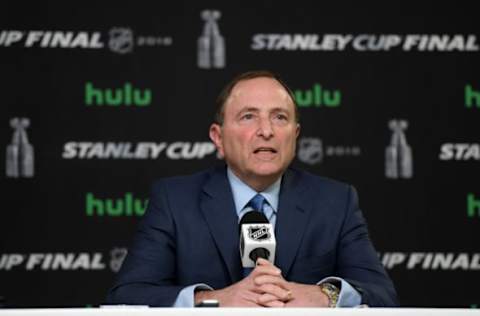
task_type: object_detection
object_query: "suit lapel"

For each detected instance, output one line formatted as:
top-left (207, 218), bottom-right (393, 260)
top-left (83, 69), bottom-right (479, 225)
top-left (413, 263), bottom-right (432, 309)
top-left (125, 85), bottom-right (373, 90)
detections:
top-left (275, 168), bottom-right (311, 277)
top-left (200, 166), bottom-right (243, 284)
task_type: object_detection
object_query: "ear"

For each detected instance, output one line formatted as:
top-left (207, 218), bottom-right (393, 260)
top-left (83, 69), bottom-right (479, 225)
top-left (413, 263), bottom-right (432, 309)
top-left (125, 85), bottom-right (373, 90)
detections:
top-left (209, 123), bottom-right (225, 158)
top-left (295, 123), bottom-right (301, 138)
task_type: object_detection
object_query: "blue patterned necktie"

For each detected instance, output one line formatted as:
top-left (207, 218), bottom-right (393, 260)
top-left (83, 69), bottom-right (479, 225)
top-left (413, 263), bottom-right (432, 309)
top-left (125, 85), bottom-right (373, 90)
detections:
top-left (249, 193), bottom-right (266, 213)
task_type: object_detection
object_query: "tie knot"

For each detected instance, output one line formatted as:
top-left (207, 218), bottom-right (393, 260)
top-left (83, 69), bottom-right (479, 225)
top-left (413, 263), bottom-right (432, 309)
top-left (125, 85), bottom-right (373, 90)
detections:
top-left (249, 194), bottom-right (266, 212)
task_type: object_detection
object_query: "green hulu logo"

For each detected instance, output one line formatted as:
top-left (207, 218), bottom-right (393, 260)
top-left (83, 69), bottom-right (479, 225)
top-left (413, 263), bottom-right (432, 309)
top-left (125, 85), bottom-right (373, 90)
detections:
top-left (465, 85), bottom-right (480, 108)
top-left (294, 83), bottom-right (341, 107)
top-left (85, 82), bottom-right (152, 106)
top-left (467, 193), bottom-right (480, 218)
top-left (86, 192), bottom-right (148, 216)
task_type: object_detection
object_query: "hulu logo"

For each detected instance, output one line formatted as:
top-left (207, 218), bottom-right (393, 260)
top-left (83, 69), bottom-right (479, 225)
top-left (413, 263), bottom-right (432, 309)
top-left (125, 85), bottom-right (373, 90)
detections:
top-left (294, 83), bottom-right (341, 108)
top-left (85, 82), bottom-right (152, 107)
top-left (467, 193), bottom-right (480, 218)
top-left (86, 192), bottom-right (148, 217)
top-left (465, 85), bottom-right (480, 108)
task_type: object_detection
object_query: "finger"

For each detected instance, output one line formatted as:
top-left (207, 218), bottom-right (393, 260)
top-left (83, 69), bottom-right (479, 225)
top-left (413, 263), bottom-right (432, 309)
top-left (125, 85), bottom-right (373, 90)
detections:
top-left (264, 300), bottom-right (286, 308)
top-left (257, 293), bottom-right (286, 308)
top-left (242, 301), bottom-right (264, 307)
top-left (251, 264), bottom-right (282, 277)
top-left (238, 291), bottom-right (264, 307)
top-left (257, 283), bottom-right (293, 302)
top-left (257, 293), bottom-right (282, 304)
top-left (254, 275), bottom-right (289, 289)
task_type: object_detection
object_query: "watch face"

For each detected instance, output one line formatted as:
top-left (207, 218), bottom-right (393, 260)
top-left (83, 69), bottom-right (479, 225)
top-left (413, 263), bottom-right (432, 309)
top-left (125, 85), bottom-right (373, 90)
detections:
top-left (195, 300), bottom-right (219, 307)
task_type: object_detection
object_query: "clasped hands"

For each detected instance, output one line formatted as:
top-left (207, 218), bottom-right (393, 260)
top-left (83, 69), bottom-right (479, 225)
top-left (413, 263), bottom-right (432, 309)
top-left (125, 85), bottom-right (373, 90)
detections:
top-left (194, 258), bottom-right (330, 307)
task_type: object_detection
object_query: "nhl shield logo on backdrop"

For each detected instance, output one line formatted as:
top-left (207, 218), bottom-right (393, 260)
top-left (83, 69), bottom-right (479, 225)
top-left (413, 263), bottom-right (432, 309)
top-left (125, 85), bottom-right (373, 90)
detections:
top-left (109, 247), bottom-right (128, 273)
top-left (108, 27), bottom-right (134, 54)
top-left (298, 137), bottom-right (323, 165)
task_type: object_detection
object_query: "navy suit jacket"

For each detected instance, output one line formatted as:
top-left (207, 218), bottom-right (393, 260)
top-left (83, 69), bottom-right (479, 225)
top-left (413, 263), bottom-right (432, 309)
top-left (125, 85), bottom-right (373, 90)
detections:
top-left (106, 166), bottom-right (398, 306)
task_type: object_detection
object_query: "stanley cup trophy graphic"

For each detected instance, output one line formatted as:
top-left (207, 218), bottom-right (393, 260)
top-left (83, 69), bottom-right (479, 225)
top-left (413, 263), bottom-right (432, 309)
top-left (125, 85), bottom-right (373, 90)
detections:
top-left (385, 119), bottom-right (413, 179)
top-left (198, 10), bottom-right (225, 69)
top-left (6, 117), bottom-right (34, 178)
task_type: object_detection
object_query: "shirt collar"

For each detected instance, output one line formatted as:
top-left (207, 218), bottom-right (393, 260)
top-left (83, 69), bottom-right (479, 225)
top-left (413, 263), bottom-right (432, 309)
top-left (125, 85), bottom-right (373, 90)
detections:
top-left (227, 167), bottom-right (281, 217)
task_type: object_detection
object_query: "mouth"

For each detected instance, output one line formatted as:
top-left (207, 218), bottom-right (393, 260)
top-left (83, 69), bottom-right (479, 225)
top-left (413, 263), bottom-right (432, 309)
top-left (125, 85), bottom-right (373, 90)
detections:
top-left (253, 147), bottom-right (278, 160)
top-left (253, 147), bottom-right (277, 154)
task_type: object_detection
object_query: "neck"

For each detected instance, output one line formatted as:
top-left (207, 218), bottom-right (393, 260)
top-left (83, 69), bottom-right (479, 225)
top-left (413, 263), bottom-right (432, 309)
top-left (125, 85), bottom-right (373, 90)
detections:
top-left (230, 169), bottom-right (282, 192)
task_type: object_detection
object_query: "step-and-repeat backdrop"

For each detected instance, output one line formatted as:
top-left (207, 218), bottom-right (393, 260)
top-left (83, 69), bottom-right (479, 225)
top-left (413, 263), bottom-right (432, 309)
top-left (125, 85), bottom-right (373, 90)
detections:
top-left (1, 3), bottom-right (478, 308)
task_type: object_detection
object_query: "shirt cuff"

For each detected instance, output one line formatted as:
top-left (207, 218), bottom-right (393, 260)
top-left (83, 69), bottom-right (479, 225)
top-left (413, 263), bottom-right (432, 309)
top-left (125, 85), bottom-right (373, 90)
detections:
top-left (318, 277), bottom-right (362, 307)
top-left (172, 284), bottom-right (213, 307)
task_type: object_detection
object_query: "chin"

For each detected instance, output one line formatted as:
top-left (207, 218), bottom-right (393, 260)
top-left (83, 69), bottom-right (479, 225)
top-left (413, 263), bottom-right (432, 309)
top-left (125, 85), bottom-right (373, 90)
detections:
top-left (251, 165), bottom-right (284, 178)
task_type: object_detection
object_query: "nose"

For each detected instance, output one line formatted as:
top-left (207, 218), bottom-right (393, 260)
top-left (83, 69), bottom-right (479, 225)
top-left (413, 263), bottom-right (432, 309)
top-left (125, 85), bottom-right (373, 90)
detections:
top-left (256, 117), bottom-right (274, 139)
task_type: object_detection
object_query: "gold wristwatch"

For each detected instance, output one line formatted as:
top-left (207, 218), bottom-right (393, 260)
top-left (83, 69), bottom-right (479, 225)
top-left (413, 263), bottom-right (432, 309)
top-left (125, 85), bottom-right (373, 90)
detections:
top-left (319, 282), bottom-right (340, 307)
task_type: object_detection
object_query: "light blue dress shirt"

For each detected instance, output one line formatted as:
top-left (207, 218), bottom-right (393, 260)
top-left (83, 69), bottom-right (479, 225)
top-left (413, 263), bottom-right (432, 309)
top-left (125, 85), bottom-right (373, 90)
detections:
top-left (173, 168), bottom-right (361, 307)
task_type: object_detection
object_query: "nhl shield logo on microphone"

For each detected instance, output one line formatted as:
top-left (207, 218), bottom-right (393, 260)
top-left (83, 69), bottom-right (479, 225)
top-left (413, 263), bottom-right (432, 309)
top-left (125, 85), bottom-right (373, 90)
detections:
top-left (248, 226), bottom-right (271, 241)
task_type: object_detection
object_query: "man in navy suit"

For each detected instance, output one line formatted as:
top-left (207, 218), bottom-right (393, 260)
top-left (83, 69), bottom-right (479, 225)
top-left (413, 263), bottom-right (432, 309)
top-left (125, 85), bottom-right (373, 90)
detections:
top-left (106, 71), bottom-right (398, 307)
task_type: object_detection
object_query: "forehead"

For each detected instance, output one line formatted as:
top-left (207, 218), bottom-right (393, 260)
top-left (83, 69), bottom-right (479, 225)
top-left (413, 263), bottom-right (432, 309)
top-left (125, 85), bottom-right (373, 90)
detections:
top-left (225, 77), bottom-right (294, 113)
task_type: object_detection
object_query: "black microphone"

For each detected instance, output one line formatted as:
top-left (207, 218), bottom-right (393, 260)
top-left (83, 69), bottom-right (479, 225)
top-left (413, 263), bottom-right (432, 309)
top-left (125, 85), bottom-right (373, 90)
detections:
top-left (239, 211), bottom-right (276, 268)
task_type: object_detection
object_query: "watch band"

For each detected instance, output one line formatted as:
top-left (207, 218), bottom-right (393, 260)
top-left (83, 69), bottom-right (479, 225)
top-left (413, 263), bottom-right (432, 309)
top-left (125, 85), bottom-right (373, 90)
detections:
top-left (319, 282), bottom-right (340, 307)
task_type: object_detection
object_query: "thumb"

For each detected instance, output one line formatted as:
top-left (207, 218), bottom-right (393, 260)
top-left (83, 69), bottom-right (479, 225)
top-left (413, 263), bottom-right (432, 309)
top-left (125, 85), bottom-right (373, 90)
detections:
top-left (256, 257), bottom-right (272, 266)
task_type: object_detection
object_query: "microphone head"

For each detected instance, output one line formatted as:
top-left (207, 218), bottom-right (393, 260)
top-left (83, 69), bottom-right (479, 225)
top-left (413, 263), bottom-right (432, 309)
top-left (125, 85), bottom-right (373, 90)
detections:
top-left (239, 211), bottom-right (269, 226)
top-left (239, 211), bottom-right (276, 268)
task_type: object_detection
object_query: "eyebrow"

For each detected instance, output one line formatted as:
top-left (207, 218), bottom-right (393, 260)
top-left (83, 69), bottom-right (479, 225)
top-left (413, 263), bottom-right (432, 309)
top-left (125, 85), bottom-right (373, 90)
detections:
top-left (238, 106), bottom-right (290, 114)
top-left (270, 107), bottom-right (289, 114)
top-left (238, 107), bottom-right (260, 113)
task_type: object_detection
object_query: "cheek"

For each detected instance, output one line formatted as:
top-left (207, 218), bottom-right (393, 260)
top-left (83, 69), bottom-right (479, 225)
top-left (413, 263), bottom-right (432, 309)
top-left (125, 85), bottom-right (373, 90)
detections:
top-left (229, 138), bottom-right (247, 154)
top-left (283, 133), bottom-right (298, 154)
top-left (222, 134), bottom-right (243, 155)
top-left (227, 131), bottom-right (251, 149)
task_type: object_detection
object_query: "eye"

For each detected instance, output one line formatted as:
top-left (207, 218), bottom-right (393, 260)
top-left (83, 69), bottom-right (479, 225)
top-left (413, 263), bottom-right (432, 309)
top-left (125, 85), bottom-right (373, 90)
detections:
top-left (274, 113), bottom-right (288, 121)
top-left (240, 113), bottom-right (254, 120)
